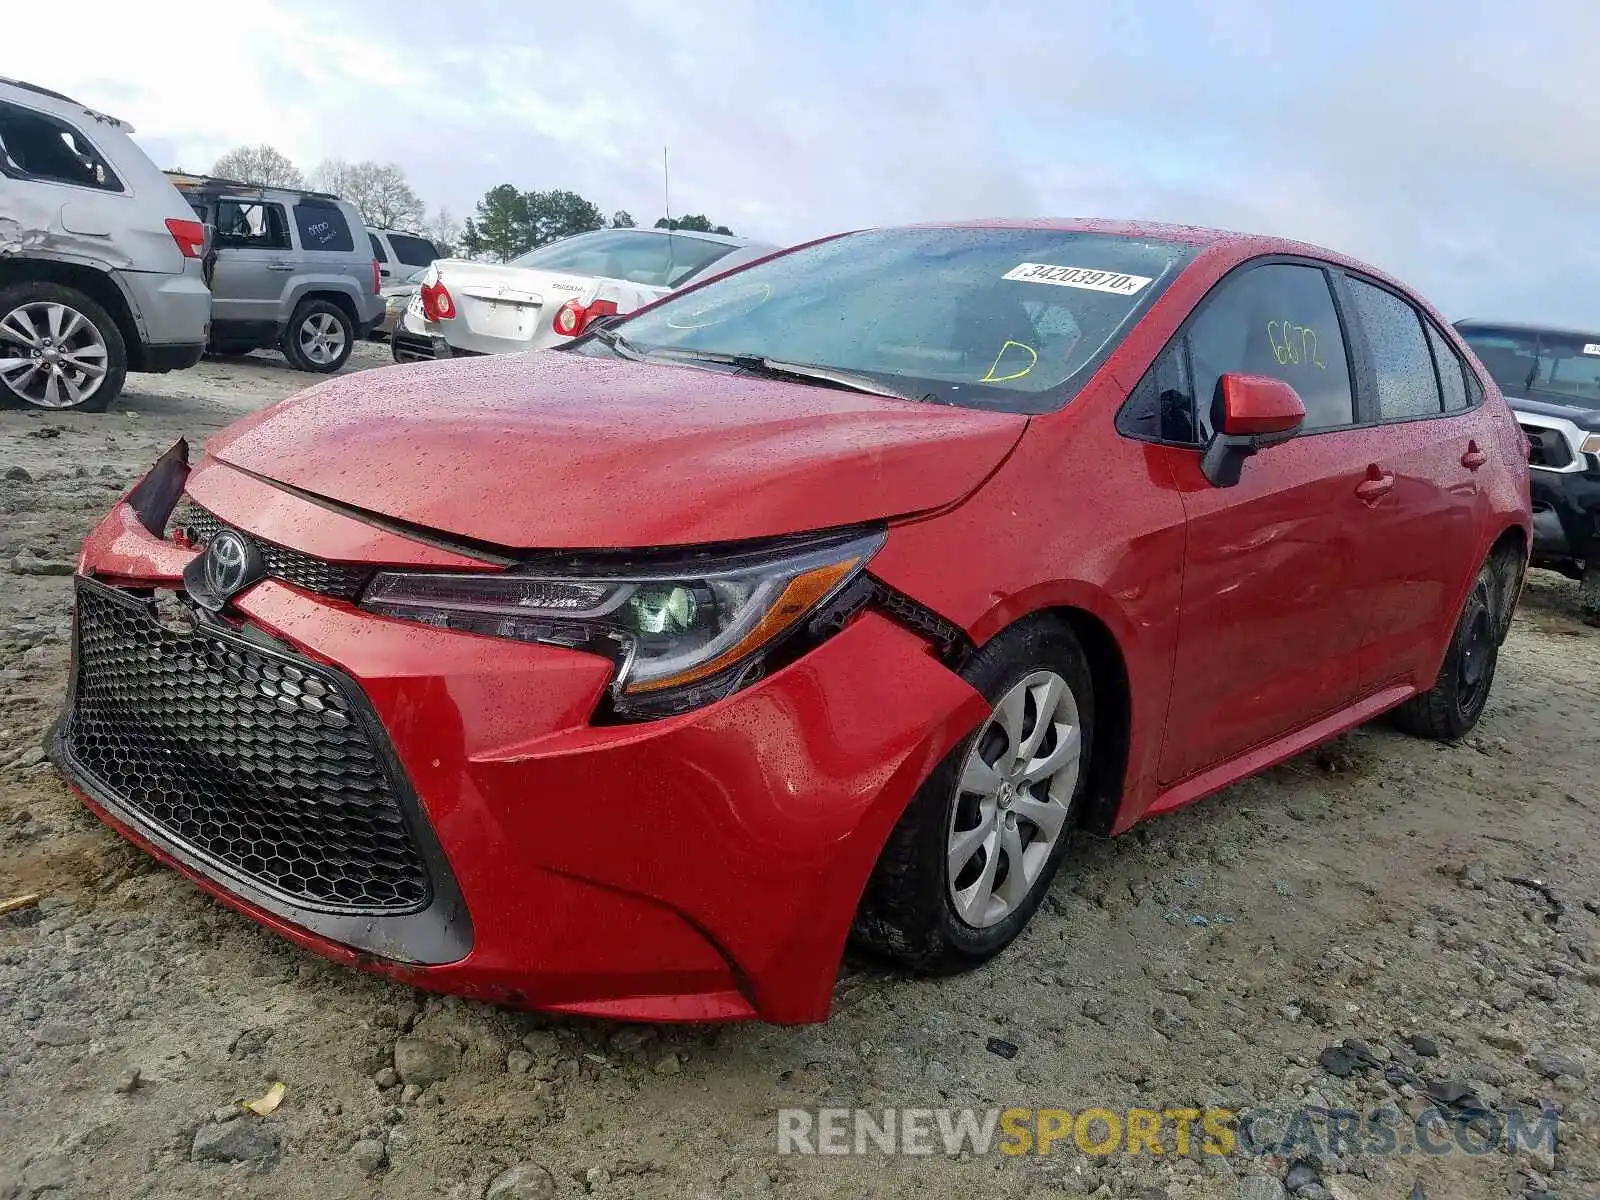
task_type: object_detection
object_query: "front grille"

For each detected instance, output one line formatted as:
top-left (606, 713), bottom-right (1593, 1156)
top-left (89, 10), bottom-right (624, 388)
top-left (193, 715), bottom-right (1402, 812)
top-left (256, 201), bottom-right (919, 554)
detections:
top-left (61, 579), bottom-right (431, 913)
top-left (170, 499), bottom-right (373, 602)
top-left (1520, 423), bottom-right (1574, 470)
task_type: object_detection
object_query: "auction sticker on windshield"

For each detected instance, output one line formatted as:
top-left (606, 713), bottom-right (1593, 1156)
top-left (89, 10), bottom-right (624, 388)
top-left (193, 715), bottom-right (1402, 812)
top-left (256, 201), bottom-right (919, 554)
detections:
top-left (1582, 343), bottom-right (1600, 356)
top-left (1002, 263), bottom-right (1153, 295)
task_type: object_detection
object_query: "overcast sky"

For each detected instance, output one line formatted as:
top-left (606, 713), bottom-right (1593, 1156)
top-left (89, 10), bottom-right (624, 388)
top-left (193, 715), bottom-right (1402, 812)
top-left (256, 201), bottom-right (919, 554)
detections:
top-left (5, 0), bottom-right (1597, 325)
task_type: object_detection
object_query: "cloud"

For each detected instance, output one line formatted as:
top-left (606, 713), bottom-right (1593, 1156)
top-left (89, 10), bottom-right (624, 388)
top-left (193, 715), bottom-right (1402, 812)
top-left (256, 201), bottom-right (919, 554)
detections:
top-left (3, 0), bottom-right (1596, 323)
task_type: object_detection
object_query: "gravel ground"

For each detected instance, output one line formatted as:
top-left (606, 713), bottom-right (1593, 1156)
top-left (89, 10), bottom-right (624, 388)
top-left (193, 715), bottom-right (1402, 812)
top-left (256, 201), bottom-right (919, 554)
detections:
top-left (1, 346), bottom-right (1597, 1200)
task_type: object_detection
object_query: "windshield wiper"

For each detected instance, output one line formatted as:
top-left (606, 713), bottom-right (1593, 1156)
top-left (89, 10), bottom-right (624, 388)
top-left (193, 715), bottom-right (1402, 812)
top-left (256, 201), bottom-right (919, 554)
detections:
top-left (643, 348), bottom-right (920, 402)
top-left (590, 323), bottom-right (644, 361)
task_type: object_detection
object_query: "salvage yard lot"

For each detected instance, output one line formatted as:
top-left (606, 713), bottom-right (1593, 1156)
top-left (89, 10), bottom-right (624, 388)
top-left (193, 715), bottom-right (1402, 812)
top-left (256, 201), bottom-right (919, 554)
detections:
top-left (2, 350), bottom-right (1598, 1200)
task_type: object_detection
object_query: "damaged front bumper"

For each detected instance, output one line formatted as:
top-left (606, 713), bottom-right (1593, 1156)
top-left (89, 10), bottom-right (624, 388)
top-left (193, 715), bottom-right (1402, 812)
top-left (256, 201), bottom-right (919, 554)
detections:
top-left (49, 448), bottom-right (988, 1023)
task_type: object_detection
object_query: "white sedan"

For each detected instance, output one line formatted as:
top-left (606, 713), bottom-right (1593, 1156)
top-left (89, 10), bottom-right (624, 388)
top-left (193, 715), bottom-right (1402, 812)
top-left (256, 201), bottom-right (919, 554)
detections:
top-left (391, 227), bottom-right (776, 362)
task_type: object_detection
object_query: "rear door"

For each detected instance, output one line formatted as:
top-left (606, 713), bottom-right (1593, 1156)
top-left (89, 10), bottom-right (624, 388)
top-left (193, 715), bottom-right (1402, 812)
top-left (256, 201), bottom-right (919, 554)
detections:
top-left (1337, 276), bottom-right (1484, 695)
top-left (1152, 260), bottom-right (1372, 783)
top-left (209, 197), bottom-right (294, 327)
top-left (0, 97), bottom-right (139, 260)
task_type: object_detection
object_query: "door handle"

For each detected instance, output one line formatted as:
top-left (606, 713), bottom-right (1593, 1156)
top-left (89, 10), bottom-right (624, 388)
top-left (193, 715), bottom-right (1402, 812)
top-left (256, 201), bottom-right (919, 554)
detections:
top-left (266, 260), bottom-right (295, 271)
top-left (1356, 465), bottom-right (1395, 504)
top-left (1460, 440), bottom-right (1488, 471)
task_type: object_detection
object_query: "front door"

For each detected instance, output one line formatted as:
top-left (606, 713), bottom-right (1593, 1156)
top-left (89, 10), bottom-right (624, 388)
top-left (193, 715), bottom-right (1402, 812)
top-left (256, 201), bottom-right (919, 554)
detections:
top-left (208, 197), bottom-right (294, 330)
top-left (1156, 260), bottom-right (1371, 783)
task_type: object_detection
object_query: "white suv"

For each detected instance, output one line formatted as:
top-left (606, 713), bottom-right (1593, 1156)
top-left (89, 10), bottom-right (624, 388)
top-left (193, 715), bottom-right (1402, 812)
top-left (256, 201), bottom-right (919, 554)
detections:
top-left (0, 78), bottom-right (211, 411)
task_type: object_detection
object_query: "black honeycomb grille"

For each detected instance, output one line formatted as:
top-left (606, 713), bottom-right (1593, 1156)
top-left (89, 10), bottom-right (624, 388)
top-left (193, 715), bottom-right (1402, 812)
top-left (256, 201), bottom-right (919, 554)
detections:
top-left (62, 579), bottom-right (431, 913)
top-left (170, 499), bottom-right (373, 602)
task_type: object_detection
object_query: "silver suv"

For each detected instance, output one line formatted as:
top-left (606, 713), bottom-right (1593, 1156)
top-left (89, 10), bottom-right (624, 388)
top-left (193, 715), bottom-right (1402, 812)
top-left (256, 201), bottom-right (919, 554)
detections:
top-left (173, 175), bottom-right (384, 373)
top-left (0, 78), bottom-right (211, 411)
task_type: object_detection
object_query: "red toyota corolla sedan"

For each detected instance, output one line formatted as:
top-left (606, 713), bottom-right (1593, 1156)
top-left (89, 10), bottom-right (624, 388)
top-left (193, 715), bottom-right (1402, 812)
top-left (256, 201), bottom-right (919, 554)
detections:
top-left (50, 220), bottom-right (1531, 1024)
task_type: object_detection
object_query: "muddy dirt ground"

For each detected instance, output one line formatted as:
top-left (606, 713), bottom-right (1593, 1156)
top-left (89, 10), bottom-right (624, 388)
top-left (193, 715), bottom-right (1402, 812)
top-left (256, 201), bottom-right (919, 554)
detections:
top-left (1, 346), bottom-right (1597, 1200)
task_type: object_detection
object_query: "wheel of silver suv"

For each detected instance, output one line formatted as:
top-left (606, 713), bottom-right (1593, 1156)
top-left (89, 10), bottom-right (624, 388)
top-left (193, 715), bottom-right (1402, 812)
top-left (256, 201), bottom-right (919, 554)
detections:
top-left (0, 294), bottom-right (115, 410)
top-left (297, 310), bottom-right (347, 367)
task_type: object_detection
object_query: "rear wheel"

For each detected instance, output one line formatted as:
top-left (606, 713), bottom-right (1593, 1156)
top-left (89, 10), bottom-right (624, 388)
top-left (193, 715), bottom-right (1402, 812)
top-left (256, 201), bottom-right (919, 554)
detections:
top-left (1392, 563), bottom-right (1501, 741)
top-left (852, 617), bottom-right (1094, 973)
top-left (1582, 561), bottom-right (1600, 628)
top-left (281, 300), bottom-right (353, 373)
top-left (0, 282), bottom-right (126, 411)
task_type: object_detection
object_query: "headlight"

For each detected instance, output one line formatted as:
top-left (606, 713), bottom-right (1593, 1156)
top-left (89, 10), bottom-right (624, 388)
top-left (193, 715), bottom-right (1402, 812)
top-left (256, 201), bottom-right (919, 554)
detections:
top-left (360, 529), bottom-right (885, 718)
top-left (1582, 433), bottom-right (1600, 455)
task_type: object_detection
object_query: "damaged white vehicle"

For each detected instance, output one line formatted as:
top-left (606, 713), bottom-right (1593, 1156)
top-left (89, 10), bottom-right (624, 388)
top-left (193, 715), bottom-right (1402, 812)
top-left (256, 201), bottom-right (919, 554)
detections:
top-left (390, 226), bottom-right (775, 363)
top-left (0, 78), bottom-right (210, 411)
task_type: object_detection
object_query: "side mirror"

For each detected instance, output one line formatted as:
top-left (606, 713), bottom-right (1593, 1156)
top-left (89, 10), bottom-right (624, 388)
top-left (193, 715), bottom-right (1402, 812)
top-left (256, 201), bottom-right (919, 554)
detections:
top-left (1199, 373), bottom-right (1307, 487)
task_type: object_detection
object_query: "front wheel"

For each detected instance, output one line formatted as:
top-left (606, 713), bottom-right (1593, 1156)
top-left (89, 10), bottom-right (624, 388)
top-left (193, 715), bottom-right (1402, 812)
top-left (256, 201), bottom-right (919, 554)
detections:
top-left (852, 617), bottom-right (1094, 973)
top-left (0, 282), bottom-right (127, 411)
top-left (1392, 563), bottom-right (1501, 741)
top-left (281, 300), bottom-right (353, 373)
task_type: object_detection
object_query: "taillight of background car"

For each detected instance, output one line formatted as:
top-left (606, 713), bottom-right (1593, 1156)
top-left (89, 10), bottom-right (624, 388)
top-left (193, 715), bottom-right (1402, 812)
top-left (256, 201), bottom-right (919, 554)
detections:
top-left (164, 218), bottom-right (207, 259)
top-left (420, 280), bottom-right (456, 322)
top-left (552, 298), bottom-right (619, 339)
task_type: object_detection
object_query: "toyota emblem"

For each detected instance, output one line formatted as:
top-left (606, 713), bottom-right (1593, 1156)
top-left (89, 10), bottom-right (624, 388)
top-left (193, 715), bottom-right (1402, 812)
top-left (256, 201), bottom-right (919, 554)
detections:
top-left (183, 526), bottom-right (266, 612)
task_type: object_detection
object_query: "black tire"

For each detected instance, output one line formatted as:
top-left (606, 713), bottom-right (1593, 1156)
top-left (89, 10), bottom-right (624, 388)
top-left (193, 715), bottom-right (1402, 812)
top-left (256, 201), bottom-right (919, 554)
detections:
top-left (1391, 563), bottom-right (1501, 742)
top-left (852, 615), bottom-right (1095, 973)
top-left (0, 281), bottom-right (127, 412)
top-left (1582, 561), bottom-right (1600, 629)
top-left (280, 299), bottom-right (353, 373)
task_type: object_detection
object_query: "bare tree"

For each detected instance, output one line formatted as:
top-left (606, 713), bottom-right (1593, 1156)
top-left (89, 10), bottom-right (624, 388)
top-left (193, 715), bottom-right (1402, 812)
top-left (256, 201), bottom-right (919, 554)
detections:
top-left (419, 208), bottom-right (462, 257)
top-left (211, 145), bottom-right (305, 188)
top-left (311, 159), bottom-right (426, 229)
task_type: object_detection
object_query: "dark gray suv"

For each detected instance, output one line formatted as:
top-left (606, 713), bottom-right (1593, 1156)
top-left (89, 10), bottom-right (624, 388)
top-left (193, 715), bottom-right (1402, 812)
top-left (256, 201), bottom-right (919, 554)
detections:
top-left (172, 175), bottom-right (384, 373)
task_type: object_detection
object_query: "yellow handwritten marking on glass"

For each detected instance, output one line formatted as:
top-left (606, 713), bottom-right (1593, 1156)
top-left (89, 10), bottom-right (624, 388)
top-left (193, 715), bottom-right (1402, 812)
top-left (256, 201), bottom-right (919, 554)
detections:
top-left (1266, 321), bottom-right (1325, 369)
top-left (981, 340), bottom-right (1038, 383)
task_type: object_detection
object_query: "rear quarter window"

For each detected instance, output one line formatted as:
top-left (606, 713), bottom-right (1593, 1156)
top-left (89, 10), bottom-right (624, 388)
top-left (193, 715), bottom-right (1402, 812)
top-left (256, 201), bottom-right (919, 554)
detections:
top-left (387, 234), bottom-right (440, 267)
top-left (0, 100), bottom-right (123, 192)
top-left (294, 202), bottom-right (355, 253)
top-left (1345, 279), bottom-right (1442, 420)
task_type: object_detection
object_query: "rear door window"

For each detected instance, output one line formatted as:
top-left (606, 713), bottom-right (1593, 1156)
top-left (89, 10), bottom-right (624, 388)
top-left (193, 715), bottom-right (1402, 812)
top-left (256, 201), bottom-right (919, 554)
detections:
top-left (1345, 279), bottom-right (1442, 420)
top-left (0, 100), bottom-right (123, 191)
top-left (1186, 262), bottom-right (1356, 434)
top-left (215, 200), bottom-right (291, 250)
top-left (293, 201), bottom-right (354, 252)
top-left (369, 232), bottom-right (388, 262)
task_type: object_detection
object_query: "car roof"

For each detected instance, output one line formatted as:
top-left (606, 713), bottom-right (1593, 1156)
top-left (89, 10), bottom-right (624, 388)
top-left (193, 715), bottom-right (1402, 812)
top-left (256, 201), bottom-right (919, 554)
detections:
top-left (1453, 318), bottom-right (1600, 341)
top-left (624, 227), bottom-right (772, 250)
top-left (0, 77), bottom-right (132, 131)
top-left (165, 171), bottom-right (346, 204)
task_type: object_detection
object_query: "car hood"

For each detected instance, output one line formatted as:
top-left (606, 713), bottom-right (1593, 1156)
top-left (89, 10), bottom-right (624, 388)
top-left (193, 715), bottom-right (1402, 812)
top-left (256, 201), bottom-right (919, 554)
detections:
top-left (207, 351), bottom-right (1029, 550)
top-left (1507, 394), bottom-right (1600, 432)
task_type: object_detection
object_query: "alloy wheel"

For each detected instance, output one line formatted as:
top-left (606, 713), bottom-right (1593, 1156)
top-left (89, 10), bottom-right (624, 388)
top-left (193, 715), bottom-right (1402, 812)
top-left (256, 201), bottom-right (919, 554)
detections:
top-left (0, 301), bottom-right (110, 408)
top-left (297, 312), bottom-right (347, 366)
top-left (946, 669), bottom-right (1082, 928)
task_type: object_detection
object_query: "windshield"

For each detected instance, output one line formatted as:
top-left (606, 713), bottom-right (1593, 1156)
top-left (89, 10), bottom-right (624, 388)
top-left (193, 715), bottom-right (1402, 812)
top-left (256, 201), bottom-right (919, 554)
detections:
top-left (510, 229), bottom-right (735, 289)
top-left (590, 228), bottom-right (1193, 413)
top-left (1457, 324), bottom-right (1600, 410)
